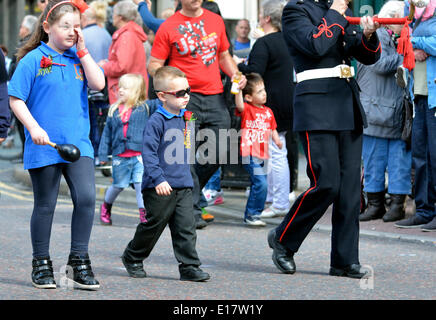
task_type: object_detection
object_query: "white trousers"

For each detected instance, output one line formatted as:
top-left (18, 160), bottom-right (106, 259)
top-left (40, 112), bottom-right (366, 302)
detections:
top-left (266, 131), bottom-right (290, 210)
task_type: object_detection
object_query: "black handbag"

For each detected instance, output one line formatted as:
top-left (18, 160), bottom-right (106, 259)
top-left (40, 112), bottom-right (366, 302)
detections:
top-left (401, 93), bottom-right (413, 149)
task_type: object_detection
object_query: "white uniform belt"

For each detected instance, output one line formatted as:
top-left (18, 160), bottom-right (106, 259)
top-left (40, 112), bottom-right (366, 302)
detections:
top-left (296, 64), bottom-right (355, 83)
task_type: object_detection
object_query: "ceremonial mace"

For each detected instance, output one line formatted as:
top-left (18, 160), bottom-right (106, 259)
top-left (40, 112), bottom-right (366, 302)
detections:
top-left (345, 0), bottom-right (429, 71)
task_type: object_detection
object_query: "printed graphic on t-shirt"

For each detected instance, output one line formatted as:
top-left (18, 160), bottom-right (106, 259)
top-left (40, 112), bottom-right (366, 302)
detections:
top-left (242, 111), bottom-right (273, 148)
top-left (174, 20), bottom-right (218, 66)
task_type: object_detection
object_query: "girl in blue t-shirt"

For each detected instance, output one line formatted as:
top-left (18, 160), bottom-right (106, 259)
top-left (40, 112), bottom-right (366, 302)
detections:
top-left (8, 0), bottom-right (105, 291)
top-left (98, 73), bottom-right (159, 226)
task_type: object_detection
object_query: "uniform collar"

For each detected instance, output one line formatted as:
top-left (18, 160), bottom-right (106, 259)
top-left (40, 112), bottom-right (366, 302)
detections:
top-left (156, 105), bottom-right (186, 119)
top-left (38, 41), bottom-right (77, 59)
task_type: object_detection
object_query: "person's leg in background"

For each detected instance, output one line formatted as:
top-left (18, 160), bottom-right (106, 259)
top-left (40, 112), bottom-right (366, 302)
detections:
top-left (360, 135), bottom-right (388, 221)
top-left (189, 93), bottom-right (230, 229)
top-left (202, 167), bottom-right (224, 205)
top-left (242, 156), bottom-right (268, 227)
top-left (286, 130), bottom-right (299, 203)
top-left (383, 139), bottom-right (412, 222)
top-left (396, 96), bottom-right (436, 229)
top-left (262, 131), bottom-right (290, 218)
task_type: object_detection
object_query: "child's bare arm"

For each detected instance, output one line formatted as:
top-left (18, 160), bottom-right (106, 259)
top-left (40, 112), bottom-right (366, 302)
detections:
top-left (272, 129), bottom-right (283, 149)
top-left (235, 90), bottom-right (244, 113)
top-left (75, 28), bottom-right (105, 91)
top-left (9, 96), bottom-right (50, 145)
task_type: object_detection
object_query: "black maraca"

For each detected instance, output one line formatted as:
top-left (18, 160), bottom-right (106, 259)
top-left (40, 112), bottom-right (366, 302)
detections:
top-left (47, 141), bottom-right (81, 162)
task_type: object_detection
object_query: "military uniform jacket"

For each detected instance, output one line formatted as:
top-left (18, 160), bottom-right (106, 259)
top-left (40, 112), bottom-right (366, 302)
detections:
top-left (282, 0), bottom-right (381, 131)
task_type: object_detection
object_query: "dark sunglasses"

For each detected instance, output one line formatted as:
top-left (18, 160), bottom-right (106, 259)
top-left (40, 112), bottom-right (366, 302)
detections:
top-left (157, 87), bottom-right (191, 98)
top-left (40, 0), bottom-right (46, 3)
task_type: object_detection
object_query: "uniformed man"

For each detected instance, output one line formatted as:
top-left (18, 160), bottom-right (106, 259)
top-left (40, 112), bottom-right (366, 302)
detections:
top-left (267, 0), bottom-right (381, 278)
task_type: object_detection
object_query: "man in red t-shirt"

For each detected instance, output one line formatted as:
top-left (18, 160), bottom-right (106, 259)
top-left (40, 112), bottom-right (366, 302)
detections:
top-left (148, 0), bottom-right (246, 229)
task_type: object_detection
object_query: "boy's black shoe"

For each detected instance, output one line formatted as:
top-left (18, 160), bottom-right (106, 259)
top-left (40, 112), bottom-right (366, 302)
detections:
top-left (67, 253), bottom-right (100, 290)
top-left (32, 257), bottom-right (56, 289)
top-left (180, 266), bottom-right (210, 282)
top-left (121, 254), bottom-right (147, 278)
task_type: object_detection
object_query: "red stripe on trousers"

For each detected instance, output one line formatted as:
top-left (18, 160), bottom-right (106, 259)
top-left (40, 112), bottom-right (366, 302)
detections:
top-left (279, 131), bottom-right (318, 242)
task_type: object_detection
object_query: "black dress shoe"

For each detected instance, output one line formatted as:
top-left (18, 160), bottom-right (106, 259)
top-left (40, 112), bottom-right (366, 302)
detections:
top-left (329, 264), bottom-right (369, 279)
top-left (67, 253), bottom-right (100, 290)
top-left (179, 266), bottom-right (210, 282)
top-left (267, 229), bottom-right (296, 274)
top-left (121, 255), bottom-right (147, 278)
top-left (32, 257), bottom-right (57, 289)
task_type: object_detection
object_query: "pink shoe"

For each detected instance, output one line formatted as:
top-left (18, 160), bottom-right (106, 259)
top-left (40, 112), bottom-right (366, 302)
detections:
top-left (100, 202), bottom-right (112, 225)
top-left (213, 196), bottom-right (224, 205)
top-left (139, 208), bottom-right (148, 223)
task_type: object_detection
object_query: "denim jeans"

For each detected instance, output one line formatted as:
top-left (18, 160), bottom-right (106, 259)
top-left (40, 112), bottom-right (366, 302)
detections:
top-left (362, 135), bottom-right (412, 194)
top-left (242, 156), bottom-right (268, 219)
top-left (412, 95), bottom-right (436, 220)
top-left (204, 167), bottom-right (221, 191)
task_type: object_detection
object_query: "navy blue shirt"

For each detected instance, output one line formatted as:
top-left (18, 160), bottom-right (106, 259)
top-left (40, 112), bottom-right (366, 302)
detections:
top-left (141, 106), bottom-right (194, 190)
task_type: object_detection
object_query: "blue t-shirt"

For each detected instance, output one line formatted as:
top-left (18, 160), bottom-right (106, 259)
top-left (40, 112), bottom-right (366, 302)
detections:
top-left (8, 42), bottom-right (94, 170)
top-left (234, 39), bottom-right (251, 51)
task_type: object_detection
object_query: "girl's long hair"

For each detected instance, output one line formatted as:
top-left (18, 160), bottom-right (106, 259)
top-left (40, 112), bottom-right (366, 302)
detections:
top-left (108, 74), bottom-right (147, 117)
top-left (17, 0), bottom-right (79, 62)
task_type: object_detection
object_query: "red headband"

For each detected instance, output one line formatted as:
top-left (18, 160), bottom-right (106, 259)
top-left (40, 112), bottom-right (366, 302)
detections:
top-left (45, 0), bottom-right (89, 23)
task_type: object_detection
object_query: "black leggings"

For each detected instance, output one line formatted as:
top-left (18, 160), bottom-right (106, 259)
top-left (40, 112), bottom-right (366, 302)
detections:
top-left (28, 157), bottom-right (95, 258)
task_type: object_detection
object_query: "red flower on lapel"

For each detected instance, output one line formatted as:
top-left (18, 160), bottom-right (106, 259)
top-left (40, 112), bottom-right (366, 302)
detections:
top-left (184, 110), bottom-right (194, 122)
top-left (40, 56), bottom-right (66, 69)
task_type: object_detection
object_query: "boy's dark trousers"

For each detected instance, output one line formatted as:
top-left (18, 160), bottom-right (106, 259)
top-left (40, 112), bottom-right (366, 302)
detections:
top-left (275, 130), bottom-right (362, 268)
top-left (123, 188), bottom-right (202, 268)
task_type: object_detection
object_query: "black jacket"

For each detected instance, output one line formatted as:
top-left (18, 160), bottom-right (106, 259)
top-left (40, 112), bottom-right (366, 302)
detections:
top-left (238, 31), bottom-right (295, 133)
top-left (282, 0), bottom-right (381, 131)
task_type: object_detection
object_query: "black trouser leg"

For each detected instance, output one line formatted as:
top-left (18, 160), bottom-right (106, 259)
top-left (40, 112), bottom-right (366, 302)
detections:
top-left (276, 131), bottom-right (340, 253)
top-left (168, 188), bottom-right (201, 267)
top-left (124, 188), bottom-right (201, 267)
top-left (330, 131), bottom-right (362, 268)
top-left (276, 130), bottom-right (362, 267)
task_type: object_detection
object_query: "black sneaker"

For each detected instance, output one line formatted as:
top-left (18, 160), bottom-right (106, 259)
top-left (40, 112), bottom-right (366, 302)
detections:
top-left (421, 217), bottom-right (436, 232)
top-left (31, 257), bottom-right (56, 289)
top-left (394, 215), bottom-right (429, 229)
top-left (179, 266), bottom-right (210, 282)
top-left (195, 213), bottom-right (208, 229)
top-left (67, 253), bottom-right (100, 290)
top-left (121, 254), bottom-right (147, 278)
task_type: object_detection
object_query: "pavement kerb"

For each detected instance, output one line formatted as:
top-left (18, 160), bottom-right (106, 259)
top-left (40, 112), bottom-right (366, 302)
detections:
top-left (205, 203), bottom-right (436, 247)
top-left (11, 165), bottom-right (436, 247)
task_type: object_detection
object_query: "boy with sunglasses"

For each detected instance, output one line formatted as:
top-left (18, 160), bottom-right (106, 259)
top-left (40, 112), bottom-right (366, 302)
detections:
top-left (121, 66), bottom-right (210, 282)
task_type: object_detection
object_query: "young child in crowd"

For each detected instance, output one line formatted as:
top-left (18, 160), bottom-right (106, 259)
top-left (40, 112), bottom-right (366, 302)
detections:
top-left (8, 0), bottom-right (104, 290)
top-left (236, 73), bottom-right (282, 227)
top-left (121, 66), bottom-right (210, 282)
top-left (98, 73), bottom-right (160, 225)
